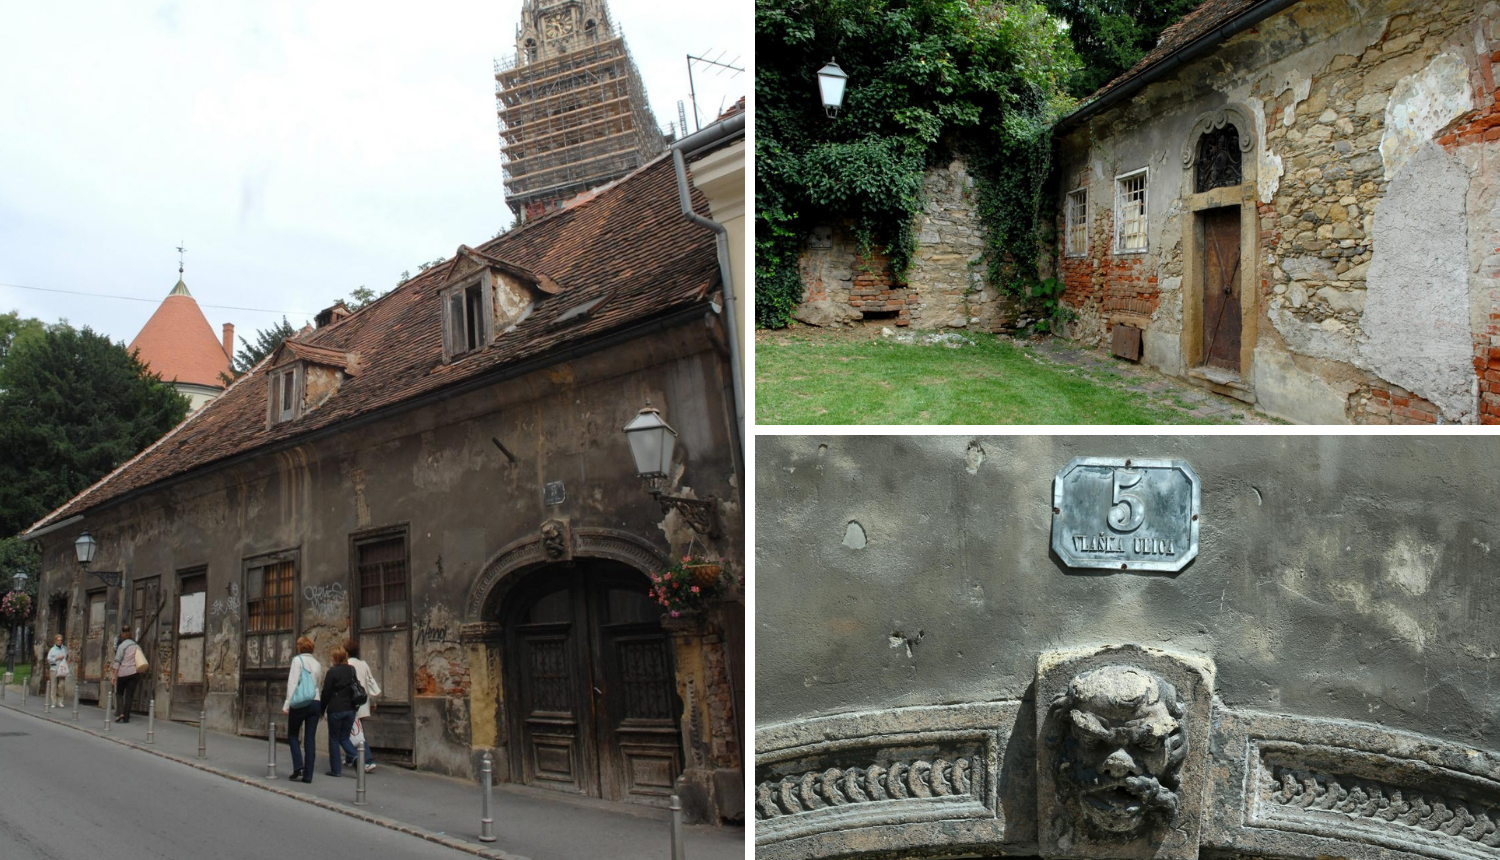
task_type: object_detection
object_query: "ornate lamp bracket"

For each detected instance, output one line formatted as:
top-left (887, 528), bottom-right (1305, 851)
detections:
top-left (651, 490), bottom-right (721, 539)
top-left (87, 570), bottom-right (123, 588)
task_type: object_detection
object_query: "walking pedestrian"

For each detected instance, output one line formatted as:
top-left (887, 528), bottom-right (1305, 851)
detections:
top-left (320, 646), bottom-right (358, 778)
top-left (282, 636), bottom-right (324, 783)
top-left (46, 634), bottom-right (69, 707)
top-left (343, 638), bottom-right (381, 772)
top-left (111, 629), bottom-right (142, 722)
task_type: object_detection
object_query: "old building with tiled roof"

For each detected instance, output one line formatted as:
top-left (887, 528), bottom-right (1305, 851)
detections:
top-left (21, 142), bottom-right (746, 823)
top-left (1051, 0), bottom-right (1500, 424)
top-left (127, 276), bottom-right (234, 412)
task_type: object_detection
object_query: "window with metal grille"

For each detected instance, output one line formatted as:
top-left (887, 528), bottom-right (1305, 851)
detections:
top-left (1066, 188), bottom-right (1088, 257)
top-left (246, 560), bottom-right (295, 633)
top-left (357, 536), bottom-right (408, 631)
top-left (1116, 170), bottom-right (1148, 253)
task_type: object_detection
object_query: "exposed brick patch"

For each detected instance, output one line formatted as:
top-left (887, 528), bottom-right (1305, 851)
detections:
top-left (846, 250), bottom-right (911, 325)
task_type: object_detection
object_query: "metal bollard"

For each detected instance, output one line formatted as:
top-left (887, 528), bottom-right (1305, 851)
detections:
top-left (104, 688), bottom-right (112, 731)
top-left (72, 679), bottom-right (79, 720)
top-left (265, 720), bottom-right (276, 778)
top-left (21, 678), bottom-right (27, 707)
top-left (47, 678), bottom-right (54, 713)
top-left (354, 742), bottom-right (367, 805)
top-left (198, 709), bottom-right (207, 758)
top-left (147, 698), bottom-right (156, 744)
top-left (670, 794), bottom-right (685, 860)
top-left (478, 752), bottom-right (496, 842)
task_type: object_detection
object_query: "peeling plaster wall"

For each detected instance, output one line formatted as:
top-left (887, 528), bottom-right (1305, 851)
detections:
top-left (1054, 0), bottom-right (1499, 424)
top-left (757, 435), bottom-right (1500, 750)
top-left (30, 320), bottom-right (744, 804)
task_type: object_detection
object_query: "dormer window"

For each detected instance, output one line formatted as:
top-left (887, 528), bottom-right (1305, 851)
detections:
top-left (442, 278), bottom-right (494, 360)
top-left (268, 365), bottom-right (303, 424)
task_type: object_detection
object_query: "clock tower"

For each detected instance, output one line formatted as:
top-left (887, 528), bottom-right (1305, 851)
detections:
top-left (496, 0), bottom-right (665, 223)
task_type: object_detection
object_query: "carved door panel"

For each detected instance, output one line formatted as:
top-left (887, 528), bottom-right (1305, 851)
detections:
top-left (127, 576), bottom-right (162, 712)
top-left (507, 563), bottom-right (683, 805)
top-left (597, 586), bottom-right (682, 803)
top-left (172, 572), bottom-right (207, 720)
top-left (1201, 207), bottom-right (1242, 372)
top-left (514, 586), bottom-right (599, 796)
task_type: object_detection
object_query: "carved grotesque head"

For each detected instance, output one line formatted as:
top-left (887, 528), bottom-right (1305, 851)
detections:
top-left (1049, 665), bottom-right (1187, 836)
top-left (541, 521), bottom-right (567, 560)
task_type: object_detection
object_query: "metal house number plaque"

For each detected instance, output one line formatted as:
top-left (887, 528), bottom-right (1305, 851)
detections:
top-left (1051, 457), bottom-right (1200, 572)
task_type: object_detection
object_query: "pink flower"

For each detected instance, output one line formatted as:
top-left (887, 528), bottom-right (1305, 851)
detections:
top-left (690, 586), bottom-right (700, 594)
top-left (670, 610), bottom-right (680, 617)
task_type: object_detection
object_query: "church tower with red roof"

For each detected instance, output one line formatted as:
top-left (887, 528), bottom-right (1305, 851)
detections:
top-left (128, 266), bottom-right (234, 413)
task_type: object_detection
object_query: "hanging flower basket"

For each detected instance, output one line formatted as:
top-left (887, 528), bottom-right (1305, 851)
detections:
top-left (650, 556), bottom-right (727, 618)
top-left (0, 591), bottom-right (32, 626)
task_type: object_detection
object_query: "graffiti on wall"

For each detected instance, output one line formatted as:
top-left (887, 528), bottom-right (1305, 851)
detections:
top-left (303, 583), bottom-right (347, 624)
top-left (210, 583), bottom-right (240, 618)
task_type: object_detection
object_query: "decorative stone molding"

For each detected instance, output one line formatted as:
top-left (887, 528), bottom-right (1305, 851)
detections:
top-left (463, 525), bottom-right (667, 621)
top-left (1180, 104), bottom-right (1256, 168)
top-left (1036, 645), bottom-right (1215, 860)
top-left (1205, 709), bottom-right (1500, 860)
top-left (755, 702), bottom-right (1017, 860)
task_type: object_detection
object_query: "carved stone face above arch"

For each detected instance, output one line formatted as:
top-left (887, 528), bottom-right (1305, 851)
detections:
top-left (1180, 105), bottom-right (1257, 189)
top-left (463, 525), bottom-right (669, 622)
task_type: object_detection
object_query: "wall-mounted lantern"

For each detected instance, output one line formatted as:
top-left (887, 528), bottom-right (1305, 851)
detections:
top-left (817, 59), bottom-right (848, 118)
top-left (74, 531), bottom-right (122, 587)
top-left (623, 402), bottom-right (721, 538)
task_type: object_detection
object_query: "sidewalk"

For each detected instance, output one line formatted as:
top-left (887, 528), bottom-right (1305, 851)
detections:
top-left (0, 683), bottom-right (744, 860)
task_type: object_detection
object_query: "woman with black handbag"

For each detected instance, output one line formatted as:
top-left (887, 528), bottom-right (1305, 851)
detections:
top-left (319, 646), bottom-right (360, 778)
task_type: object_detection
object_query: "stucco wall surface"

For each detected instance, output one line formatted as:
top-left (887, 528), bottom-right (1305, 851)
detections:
top-left (757, 435), bottom-right (1500, 751)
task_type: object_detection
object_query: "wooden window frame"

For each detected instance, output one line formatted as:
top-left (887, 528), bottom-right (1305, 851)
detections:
top-left (1114, 168), bottom-right (1149, 255)
top-left (1065, 187), bottom-right (1089, 258)
top-left (351, 525), bottom-right (411, 634)
top-left (243, 549), bottom-right (298, 638)
top-left (440, 271), bottom-right (495, 362)
top-left (267, 364), bottom-right (304, 425)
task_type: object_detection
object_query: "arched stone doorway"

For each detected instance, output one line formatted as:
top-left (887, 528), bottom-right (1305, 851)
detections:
top-left (499, 557), bottom-right (684, 804)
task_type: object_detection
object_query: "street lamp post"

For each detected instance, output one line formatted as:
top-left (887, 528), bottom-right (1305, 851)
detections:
top-left (817, 60), bottom-right (849, 118)
top-left (5, 570), bottom-right (26, 675)
top-left (623, 402), bottom-right (721, 538)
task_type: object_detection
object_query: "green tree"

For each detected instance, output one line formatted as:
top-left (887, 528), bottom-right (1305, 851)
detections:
top-left (0, 311), bottom-right (46, 367)
top-left (0, 537), bottom-right (39, 596)
top-left (1041, 0), bottom-right (1203, 97)
top-left (227, 317), bottom-right (298, 378)
top-left (756, 0), bottom-right (1079, 326)
top-left (0, 325), bottom-right (190, 537)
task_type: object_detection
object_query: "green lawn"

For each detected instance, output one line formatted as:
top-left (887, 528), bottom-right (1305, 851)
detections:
top-left (756, 331), bottom-right (1239, 425)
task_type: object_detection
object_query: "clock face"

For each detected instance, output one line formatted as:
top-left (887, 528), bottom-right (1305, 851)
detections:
top-left (542, 13), bottom-right (576, 44)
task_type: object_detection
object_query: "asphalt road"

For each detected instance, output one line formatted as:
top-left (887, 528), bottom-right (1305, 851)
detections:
top-left (0, 705), bottom-right (477, 859)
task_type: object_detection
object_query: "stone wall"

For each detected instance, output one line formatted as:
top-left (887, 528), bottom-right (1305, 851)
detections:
top-left (795, 159), bottom-right (1021, 331)
top-left (1053, 0), bottom-right (1500, 424)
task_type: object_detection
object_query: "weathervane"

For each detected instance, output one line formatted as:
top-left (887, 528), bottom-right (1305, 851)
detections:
top-left (176, 241), bottom-right (186, 276)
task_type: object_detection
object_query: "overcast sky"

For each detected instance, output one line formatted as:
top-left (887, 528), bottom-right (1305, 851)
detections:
top-left (0, 1), bottom-right (748, 347)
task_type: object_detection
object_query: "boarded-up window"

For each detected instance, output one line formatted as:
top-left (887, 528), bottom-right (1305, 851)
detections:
top-left (83, 590), bottom-right (106, 682)
top-left (356, 534), bottom-right (410, 702)
top-left (1116, 169), bottom-right (1148, 253)
top-left (240, 552), bottom-right (298, 737)
top-left (173, 570), bottom-right (208, 719)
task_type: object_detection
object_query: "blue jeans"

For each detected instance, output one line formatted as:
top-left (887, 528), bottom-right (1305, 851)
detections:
top-left (326, 710), bottom-right (355, 776)
top-left (288, 701), bottom-right (321, 778)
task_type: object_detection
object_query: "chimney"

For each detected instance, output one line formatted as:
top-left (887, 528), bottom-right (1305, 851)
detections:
top-left (222, 323), bottom-right (235, 359)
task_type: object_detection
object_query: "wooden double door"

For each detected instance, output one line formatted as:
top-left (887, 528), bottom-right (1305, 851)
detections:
top-left (1201, 206), bottom-right (1242, 372)
top-left (505, 560), bottom-right (683, 805)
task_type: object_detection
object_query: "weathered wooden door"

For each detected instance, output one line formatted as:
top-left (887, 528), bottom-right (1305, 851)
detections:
top-left (353, 530), bottom-right (414, 762)
top-left (240, 552), bottom-right (297, 737)
top-left (507, 561), bottom-right (682, 805)
top-left (82, 590), bottom-right (106, 698)
top-left (1201, 207), bottom-right (1242, 371)
top-left (172, 571), bottom-right (207, 720)
top-left (127, 576), bottom-right (162, 713)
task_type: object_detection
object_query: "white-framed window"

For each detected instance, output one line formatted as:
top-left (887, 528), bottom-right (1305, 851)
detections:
top-left (1065, 188), bottom-right (1088, 257)
top-left (267, 364), bottom-right (303, 425)
top-left (1115, 168), bottom-right (1149, 253)
top-left (441, 274), bottom-right (494, 361)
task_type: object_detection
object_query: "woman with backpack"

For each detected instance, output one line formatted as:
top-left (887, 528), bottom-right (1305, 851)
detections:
top-left (342, 638), bottom-right (381, 772)
top-left (281, 636), bottom-right (324, 783)
top-left (319, 646), bottom-right (360, 778)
